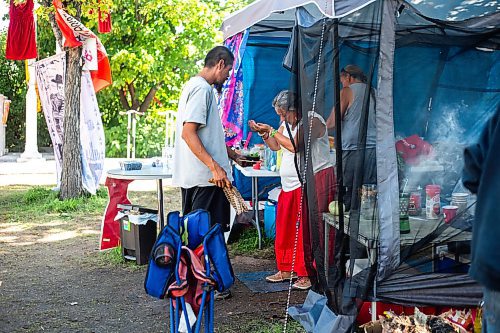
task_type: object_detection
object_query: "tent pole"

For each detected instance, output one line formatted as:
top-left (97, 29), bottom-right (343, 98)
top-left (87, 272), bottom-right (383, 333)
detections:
top-left (331, 18), bottom-right (349, 311)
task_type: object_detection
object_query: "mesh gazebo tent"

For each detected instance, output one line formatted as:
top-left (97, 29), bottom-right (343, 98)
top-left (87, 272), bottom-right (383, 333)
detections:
top-left (221, 0), bottom-right (500, 330)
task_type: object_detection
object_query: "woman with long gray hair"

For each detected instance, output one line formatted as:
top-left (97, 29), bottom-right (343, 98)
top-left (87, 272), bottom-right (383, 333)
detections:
top-left (249, 90), bottom-right (336, 290)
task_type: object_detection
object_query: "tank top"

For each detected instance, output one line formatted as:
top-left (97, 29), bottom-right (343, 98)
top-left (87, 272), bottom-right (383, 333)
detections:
top-left (279, 123), bottom-right (301, 192)
top-left (307, 111), bottom-right (333, 173)
top-left (341, 83), bottom-right (376, 150)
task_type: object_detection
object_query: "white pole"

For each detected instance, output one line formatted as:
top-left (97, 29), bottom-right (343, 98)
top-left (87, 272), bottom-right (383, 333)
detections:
top-left (127, 111), bottom-right (131, 158)
top-left (131, 112), bottom-right (136, 159)
top-left (18, 59), bottom-right (44, 162)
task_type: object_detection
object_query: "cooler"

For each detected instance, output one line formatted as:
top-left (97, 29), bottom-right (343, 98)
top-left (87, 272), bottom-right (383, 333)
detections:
top-left (264, 200), bottom-right (276, 239)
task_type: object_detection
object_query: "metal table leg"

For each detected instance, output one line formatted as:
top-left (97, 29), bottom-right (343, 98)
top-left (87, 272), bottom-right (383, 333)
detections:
top-left (324, 217), bottom-right (330, 283)
top-left (157, 179), bottom-right (165, 230)
top-left (252, 177), bottom-right (262, 249)
top-left (367, 243), bottom-right (378, 322)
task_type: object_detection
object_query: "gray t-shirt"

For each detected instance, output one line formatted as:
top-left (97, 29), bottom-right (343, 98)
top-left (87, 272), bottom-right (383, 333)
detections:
top-left (341, 82), bottom-right (377, 150)
top-left (172, 76), bottom-right (233, 188)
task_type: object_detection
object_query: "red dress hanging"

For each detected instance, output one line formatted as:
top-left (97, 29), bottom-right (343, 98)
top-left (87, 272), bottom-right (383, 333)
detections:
top-left (6, 0), bottom-right (37, 60)
top-left (98, 8), bottom-right (112, 34)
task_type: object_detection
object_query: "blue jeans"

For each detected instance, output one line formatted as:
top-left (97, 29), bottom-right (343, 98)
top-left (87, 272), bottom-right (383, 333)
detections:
top-left (483, 288), bottom-right (500, 333)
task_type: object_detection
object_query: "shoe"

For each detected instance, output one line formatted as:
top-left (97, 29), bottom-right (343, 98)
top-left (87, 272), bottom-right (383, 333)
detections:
top-left (292, 277), bottom-right (311, 290)
top-left (214, 289), bottom-right (232, 300)
top-left (265, 271), bottom-right (298, 283)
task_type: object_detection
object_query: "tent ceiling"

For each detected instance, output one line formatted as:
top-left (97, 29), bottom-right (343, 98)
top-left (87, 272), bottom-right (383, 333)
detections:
top-left (222, 0), bottom-right (500, 49)
top-left (221, 0), bottom-right (376, 39)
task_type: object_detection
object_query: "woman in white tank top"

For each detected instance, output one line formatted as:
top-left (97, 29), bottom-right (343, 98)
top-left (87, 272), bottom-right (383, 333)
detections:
top-left (248, 90), bottom-right (336, 290)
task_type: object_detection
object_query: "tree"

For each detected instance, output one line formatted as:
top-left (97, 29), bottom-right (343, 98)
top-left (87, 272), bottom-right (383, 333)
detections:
top-left (91, 0), bottom-right (250, 158)
top-left (33, 0), bottom-right (249, 198)
top-left (95, 0), bottom-right (225, 119)
top-left (37, 0), bottom-right (111, 199)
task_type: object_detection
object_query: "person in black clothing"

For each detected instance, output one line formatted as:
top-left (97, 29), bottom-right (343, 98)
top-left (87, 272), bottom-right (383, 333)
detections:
top-left (462, 105), bottom-right (500, 333)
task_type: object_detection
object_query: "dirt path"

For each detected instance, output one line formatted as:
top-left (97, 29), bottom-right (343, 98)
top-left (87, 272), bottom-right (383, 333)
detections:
top-left (0, 189), bottom-right (307, 333)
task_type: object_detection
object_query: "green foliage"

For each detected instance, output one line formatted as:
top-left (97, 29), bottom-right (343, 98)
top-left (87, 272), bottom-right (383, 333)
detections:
top-left (0, 33), bottom-right (27, 152)
top-left (98, 246), bottom-right (126, 265)
top-left (0, 16), bottom-right (60, 151)
top-left (1, 0), bottom-right (253, 156)
top-left (103, 111), bottom-right (166, 157)
top-left (95, 0), bottom-right (251, 157)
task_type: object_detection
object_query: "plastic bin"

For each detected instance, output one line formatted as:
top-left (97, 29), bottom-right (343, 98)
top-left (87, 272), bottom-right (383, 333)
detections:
top-left (117, 205), bottom-right (158, 265)
top-left (264, 200), bottom-right (276, 239)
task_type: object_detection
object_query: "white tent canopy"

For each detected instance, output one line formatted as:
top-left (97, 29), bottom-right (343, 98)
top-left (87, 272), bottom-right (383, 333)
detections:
top-left (221, 0), bottom-right (376, 39)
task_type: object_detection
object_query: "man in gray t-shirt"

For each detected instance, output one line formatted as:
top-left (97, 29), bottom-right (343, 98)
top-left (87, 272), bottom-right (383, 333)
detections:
top-left (172, 45), bottom-right (242, 233)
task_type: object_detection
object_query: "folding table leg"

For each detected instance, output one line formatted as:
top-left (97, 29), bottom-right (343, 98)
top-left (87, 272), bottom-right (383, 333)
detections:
top-left (324, 221), bottom-right (330, 283)
top-left (252, 177), bottom-right (262, 249)
top-left (157, 179), bottom-right (165, 229)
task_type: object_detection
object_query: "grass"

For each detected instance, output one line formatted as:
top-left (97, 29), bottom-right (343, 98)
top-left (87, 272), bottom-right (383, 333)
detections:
top-left (217, 318), bottom-right (306, 333)
top-left (94, 246), bottom-right (145, 272)
top-left (0, 185), bottom-right (108, 224)
top-left (228, 227), bottom-right (275, 259)
top-left (0, 186), bottom-right (275, 261)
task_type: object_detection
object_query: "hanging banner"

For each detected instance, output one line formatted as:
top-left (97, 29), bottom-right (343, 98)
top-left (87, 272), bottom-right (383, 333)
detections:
top-left (35, 53), bottom-right (106, 194)
top-left (35, 53), bottom-right (65, 185)
top-left (82, 38), bottom-right (98, 71)
top-left (219, 30), bottom-right (249, 146)
top-left (80, 71), bottom-right (106, 194)
top-left (52, 0), bottom-right (112, 92)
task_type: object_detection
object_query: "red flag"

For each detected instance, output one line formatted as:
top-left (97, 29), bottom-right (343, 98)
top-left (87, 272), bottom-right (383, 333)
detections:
top-left (52, 0), bottom-right (112, 92)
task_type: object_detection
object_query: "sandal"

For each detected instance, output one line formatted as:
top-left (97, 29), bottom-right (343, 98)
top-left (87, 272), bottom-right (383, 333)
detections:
top-left (292, 277), bottom-right (312, 290)
top-left (265, 271), bottom-right (298, 283)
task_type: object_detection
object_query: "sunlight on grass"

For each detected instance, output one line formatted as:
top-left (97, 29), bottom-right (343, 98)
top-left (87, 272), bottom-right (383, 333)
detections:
top-left (0, 223), bottom-right (27, 233)
top-left (38, 230), bottom-right (78, 243)
top-left (0, 235), bottom-right (17, 243)
top-left (0, 186), bottom-right (108, 225)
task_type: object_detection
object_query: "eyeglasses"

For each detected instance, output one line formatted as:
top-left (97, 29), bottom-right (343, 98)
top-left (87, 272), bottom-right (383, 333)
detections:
top-left (340, 68), bottom-right (350, 76)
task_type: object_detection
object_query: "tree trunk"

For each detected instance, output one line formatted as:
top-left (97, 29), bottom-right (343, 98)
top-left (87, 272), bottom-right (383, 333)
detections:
top-left (40, 0), bottom-right (63, 50)
top-left (60, 46), bottom-right (85, 199)
top-left (49, 11), bottom-right (64, 51)
top-left (139, 84), bottom-right (161, 114)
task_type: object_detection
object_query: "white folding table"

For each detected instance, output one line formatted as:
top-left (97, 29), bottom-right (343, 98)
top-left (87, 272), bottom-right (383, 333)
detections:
top-left (234, 164), bottom-right (279, 249)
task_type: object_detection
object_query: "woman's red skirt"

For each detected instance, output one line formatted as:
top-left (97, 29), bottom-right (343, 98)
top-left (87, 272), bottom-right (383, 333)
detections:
top-left (275, 187), bottom-right (312, 277)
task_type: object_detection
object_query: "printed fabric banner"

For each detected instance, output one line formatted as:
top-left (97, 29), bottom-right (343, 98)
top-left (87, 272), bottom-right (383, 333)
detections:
top-left (80, 71), bottom-right (106, 194)
top-left (35, 53), bottom-right (106, 194)
top-left (219, 30), bottom-right (249, 146)
top-left (35, 53), bottom-right (65, 185)
top-left (52, 0), bottom-right (112, 93)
